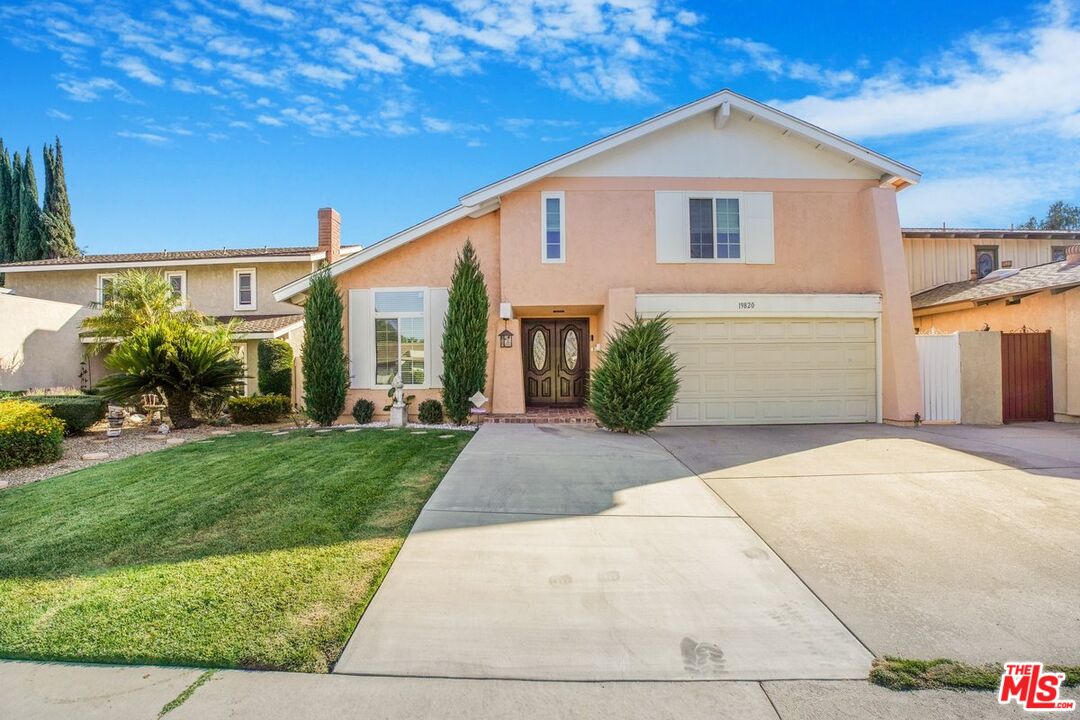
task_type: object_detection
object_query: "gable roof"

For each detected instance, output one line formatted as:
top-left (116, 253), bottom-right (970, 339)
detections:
top-left (0, 245), bottom-right (361, 273)
top-left (911, 258), bottom-right (1080, 312)
top-left (274, 89), bottom-right (920, 303)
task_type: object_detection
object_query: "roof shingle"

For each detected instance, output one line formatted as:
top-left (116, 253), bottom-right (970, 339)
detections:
top-left (1, 247), bottom-right (324, 268)
top-left (911, 260), bottom-right (1080, 310)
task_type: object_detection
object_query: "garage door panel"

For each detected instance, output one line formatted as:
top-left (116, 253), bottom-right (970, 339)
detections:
top-left (666, 317), bottom-right (877, 425)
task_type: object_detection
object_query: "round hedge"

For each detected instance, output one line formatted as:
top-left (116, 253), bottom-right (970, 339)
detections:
top-left (0, 400), bottom-right (65, 470)
top-left (417, 399), bottom-right (444, 424)
top-left (351, 398), bottom-right (375, 424)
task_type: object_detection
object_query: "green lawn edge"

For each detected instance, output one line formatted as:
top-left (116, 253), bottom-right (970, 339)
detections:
top-left (870, 657), bottom-right (1080, 691)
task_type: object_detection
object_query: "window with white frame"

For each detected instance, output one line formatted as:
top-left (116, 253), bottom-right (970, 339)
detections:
top-left (96, 273), bottom-right (117, 305)
top-left (234, 268), bottom-right (256, 310)
top-left (541, 191), bottom-right (565, 262)
top-left (374, 290), bottom-right (426, 386)
top-left (166, 270), bottom-right (187, 306)
top-left (689, 197), bottom-right (741, 260)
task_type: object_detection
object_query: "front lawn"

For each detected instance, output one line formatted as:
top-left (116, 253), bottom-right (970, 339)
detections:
top-left (0, 428), bottom-right (471, 672)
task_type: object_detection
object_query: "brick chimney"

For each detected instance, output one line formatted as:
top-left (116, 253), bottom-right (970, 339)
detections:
top-left (317, 207), bottom-right (341, 264)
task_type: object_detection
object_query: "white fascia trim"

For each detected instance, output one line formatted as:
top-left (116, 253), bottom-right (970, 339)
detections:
top-left (273, 204), bottom-right (477, 303)
top-left (459, 90), bottom-right (920, 207)
top-left (636, 293), bottom-right (883, 318)
top-left (1, 253), bottom-right (325, 274)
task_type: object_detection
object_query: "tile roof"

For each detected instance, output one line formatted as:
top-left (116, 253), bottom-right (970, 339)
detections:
top-left (1, 247), bottom-right (323, 268)
top-left (911, 259), bottom-right (1080, 310)
top-left (217, 314), bottom-right (304, 334)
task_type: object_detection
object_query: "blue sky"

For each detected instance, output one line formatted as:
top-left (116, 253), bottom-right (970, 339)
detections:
top-left (2, 0), bottom-right (1079, 254)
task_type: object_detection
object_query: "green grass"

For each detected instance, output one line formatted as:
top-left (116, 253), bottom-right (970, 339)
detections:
top-left (871, 657), bottom-right (1080, 691)
top-left (0, 428), bottom-right (472, 672)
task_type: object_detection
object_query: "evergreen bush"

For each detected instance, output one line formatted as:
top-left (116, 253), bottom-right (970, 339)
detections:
top-left (441, 240), bottom-right (489, 424)
top-left (351, 398), bottom-right (375, 424)
top-left (0, 399), bottom-right (64, 469)
top-left (257, 339), bottom-right (293, 397)
top-left (227, 395), bottom-right (291, 424)
top-left (588, 315), bottom-right (680, 433)
top-left (24, 394), bottom-right (106, 434)
top-left (417, 399), bottom-right (444, 424)
top-left (302, 271), bottom-right (348, 426)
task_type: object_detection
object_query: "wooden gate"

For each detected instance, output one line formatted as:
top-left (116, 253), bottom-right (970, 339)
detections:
top-left (1001, 332), bottom-right (1053, 422)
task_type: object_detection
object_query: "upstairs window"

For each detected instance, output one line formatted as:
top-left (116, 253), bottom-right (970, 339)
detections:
top-left (166, 271), bottom-right (186, 307)
top-left (974, 246), bottom-right (998, 279)
top-left (96, 273), bottom-right (116, 306)
top-left (1052, 246), bottom-right (1069, 262)
top-left (689, 197), bottom-right (741, 260)
top-left (541, 191), bottom-right (565, 263)
top-left (234, 268), bottom-right (256, 310)
top-left (373, 289), bottom-right (426, 386)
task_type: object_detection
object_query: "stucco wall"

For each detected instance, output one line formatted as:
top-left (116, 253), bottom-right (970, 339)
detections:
top-left (4, 260), bottom-right (317, 317)
top-left (958, 331), bottom-right (1003, 424)
top-left (498, 177), bottom-right (884, 307)
top-left (914, 290), bottom-right (1079, 420)
top-left (0, 294), bottom-right (92, 390)
top-left (334, 212), bottom-right (501, 420)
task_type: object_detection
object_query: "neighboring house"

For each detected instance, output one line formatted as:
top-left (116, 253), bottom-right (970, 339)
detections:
top-left (0, 208), bottom-right (354, 401)
top-left (911, 245), bottom-right (1080, 422)
top-left (274, 90), bottom-right (924, 426)
top-left (903, 228), bottom-right (1080, 294)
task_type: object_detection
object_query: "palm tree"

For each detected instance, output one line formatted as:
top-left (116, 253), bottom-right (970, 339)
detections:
top-left (82, 270), bottom-right (206, 354)
top-left (97, 320), bottom-right (246, 428)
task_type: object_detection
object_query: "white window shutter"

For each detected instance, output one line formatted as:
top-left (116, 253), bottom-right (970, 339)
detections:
top-left (655, 191), bottom-right (689, 263)
top-left (743, 192), bottom-right (775, 264)
top-left (348, 289), bottom-right (374, 389)
top-left (427, 287), bottom-right (449, 389)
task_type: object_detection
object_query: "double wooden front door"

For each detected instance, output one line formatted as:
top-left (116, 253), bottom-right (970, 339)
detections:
top-left (523, 319), bottom-right (589, 406)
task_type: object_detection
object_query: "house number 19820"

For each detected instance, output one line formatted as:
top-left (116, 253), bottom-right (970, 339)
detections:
top-left (737, 302), bottom-right (756, 310)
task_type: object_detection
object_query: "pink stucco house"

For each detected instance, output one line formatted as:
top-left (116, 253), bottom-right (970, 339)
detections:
top-left (275, 90), bottom-right (924, 426)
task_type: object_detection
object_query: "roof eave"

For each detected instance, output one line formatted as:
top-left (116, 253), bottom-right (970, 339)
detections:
top-left (458, 89), bottom-right (920, 208)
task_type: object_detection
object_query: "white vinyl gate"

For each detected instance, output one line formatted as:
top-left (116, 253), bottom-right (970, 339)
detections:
top-left (915, 334), bottom-right (960, 423)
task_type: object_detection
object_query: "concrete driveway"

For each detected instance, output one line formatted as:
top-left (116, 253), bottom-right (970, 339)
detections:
top-left (652, 421), bottom-right (1080, 664)
top-left (335, 423), bottom-right (872, 680)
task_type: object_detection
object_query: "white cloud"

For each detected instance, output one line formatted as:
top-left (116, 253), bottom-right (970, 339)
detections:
top-left (56, 75), bottom-right (132, 102)
top-left (723, 38), bottom-right (857, 88)
top-left (294, 62), bottom-right (352, 88)
top-left (114, 55), bottom-right (165, 86)
top-left (117, 130), bottom-right (170, 145)
top-left (234, 0), bottom-right (295, 23)
top-left (47, 108), bottom-right (73, 120)
top-left (777, 5), bottom-right (1080, 139)
top-left (256, 114), bottom-right (285, 127)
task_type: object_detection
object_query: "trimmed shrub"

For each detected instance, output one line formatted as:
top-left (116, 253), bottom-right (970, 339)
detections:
top-left (0, 399), bottom-right (65, 470)
top-left (417, 399), bottom-right (444, 424)
top-left (227, 394), bottom-right (291, 424)
top-left (24, 394), bottom-right (107, 434)
top-left (351, 398), bottom-right (375, 424)
top-left (441, 240), bottom-right (489, 424)
top-left (588, 315), bottom-right (680, 433)
top-left (257, 339), bottom-right (293, 397)
top-left (0, 390), bottom-right (27, 399)
top-left (302, 271), bottom-right (348, 426)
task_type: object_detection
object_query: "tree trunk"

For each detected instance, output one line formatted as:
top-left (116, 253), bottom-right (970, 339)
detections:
top-left (163, 389), bottom-right (198, 429)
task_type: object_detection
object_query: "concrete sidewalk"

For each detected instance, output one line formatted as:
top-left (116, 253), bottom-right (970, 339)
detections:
top-left (0, 660), bottom-right (1046, 719)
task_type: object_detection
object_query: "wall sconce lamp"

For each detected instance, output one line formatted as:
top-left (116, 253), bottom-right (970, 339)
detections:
top-left (499, 325), bottom-right (514, 348)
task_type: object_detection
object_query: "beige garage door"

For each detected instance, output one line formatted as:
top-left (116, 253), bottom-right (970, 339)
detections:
top-left (666, 317), bottom-right (877, 425)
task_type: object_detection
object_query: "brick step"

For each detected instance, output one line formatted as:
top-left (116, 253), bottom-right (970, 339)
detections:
top-left (486, 408), bottom-right (597, 425)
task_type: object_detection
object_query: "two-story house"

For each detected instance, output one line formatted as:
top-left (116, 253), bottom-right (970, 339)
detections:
top-left (0, 208), bottom-right (355, 400)
top-left (275, 90), bottom-right (924, 426)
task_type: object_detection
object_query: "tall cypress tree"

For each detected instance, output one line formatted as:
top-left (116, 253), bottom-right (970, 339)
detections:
top-left (0, 141), bottom-right (13, 265)
top-left (441, 239), bottom-right (489, 424)
top-left (301, 270), bottom-right (348, 425)
top-left (16, 149), bottom-right (46, 262)
top-left (42, 137), bottom-right (77, 258)
top-left (7, 150), bottom-right (20, 262)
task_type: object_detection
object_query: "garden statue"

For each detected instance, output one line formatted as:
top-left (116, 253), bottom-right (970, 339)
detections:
top-left (389, 373), bottom-right (407, 428)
